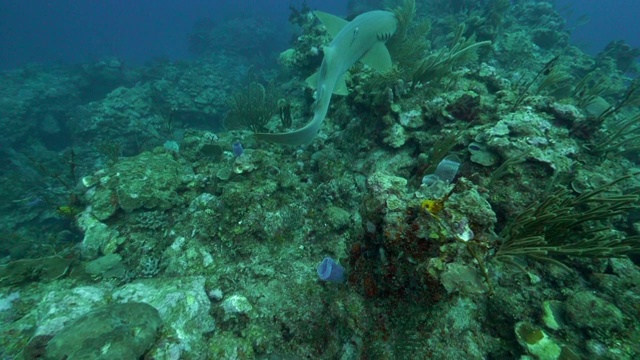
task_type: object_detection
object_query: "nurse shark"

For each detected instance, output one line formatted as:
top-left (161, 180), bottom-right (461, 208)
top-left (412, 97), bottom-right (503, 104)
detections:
top-left (255, 10), bottom-right (398, 145)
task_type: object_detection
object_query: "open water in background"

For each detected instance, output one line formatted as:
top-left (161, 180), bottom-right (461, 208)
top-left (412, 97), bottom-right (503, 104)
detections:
top-left (0, 0), bottom-right (637, 70)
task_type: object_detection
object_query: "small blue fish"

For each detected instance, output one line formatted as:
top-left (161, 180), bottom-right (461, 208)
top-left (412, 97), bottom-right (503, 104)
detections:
top-left (232, 142), bottom-right (244, 157)
top-left (26, 197), bottom-right (44, 207)
top-left (12, 196), bottom-right (44, 207)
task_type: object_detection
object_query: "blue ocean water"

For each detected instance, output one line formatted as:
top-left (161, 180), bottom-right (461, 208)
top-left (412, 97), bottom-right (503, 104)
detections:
top-left (1, 0), bottom-right (637, 70)
top-left (1, 1), bottom-right (639, 359)
top-left (555, 0), bottom-right (640, 54)
top-left (0, 0), bottom-right (346, 70)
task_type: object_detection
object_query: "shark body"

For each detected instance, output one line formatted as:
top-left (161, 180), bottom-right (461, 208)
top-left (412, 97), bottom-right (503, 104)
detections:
top-left (255, 10), bottom-right (397, 145)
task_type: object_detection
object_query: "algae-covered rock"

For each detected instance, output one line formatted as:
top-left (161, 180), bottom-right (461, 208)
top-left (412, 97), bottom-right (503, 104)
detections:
top-left (366, 172), bottom-right (409, 212)
top-left (222, 294), bottom-right (253, 316)
top-left (398, 108), bottom-right (424, 129)
top-left (278, 48), bottom-right (297, 68)
top-left (565, 291), bottom-right (624, 335)
top-left (25, 276), bottom-right (214, 359)
top-left (0, 256), bottom-right (73, 286)
top-left (481, 111), bottom-right (579, 172)
top-left (85, 183), bottom-right (118, 220)
top-left (77, 212), bottom-right (123, 259)
top-left (34, 286), bottom-right (111, 337)
top-left (448, 182), bottom-right (497, 228)
top-left (84, 254), bottom-right (126, 279)
top-left (440, 263), bottom-right (488, 294)
top-left (208, 330), bottom-right (255, 359)
top-left (45, 302), bottom-right (161, 360)
top-left (367, 172), bottom-right (408, 194)
top-left (87, 151), bottom-right (193, 217)
top-left (216, 166), bottom-right (233, 180)
top-left (112, 276), bottom-right (215, 357)
top-left (112, 152), bottom-right (192, 211)
top-left (325, 206), bottom-right (351, 230)
top-left (383, 123), bottom-right (409, 148)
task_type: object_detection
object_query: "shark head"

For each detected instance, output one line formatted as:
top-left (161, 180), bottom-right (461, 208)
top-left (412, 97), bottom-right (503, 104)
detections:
top-left (254, 10), bottom-right (397, 146)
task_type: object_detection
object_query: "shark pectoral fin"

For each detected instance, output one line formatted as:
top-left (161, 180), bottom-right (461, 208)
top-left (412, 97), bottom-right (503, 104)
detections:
top-left (360, 43), bottom-right (393, 73)
top-left (305, 72), bottom-right (318, 89)
top-left (314, 11), bottom-right (349, 38)
top-left (333, 74), bottom-right (349, 96)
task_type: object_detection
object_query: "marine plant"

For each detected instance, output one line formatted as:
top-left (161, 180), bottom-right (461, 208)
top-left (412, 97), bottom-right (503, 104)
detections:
top-left (387, 0), bottom-right (432, 72)
top-left (586, 80), bottom-right (640, 155)
top-left (487, 154), bottom-right (526, 187)
top-left (422, 132), bottom-right (459, 175)
top-left (277, 99), bottom-right (293, 128)
top-left (409, 23), bottom-right (491, 89)
top-left (572, 70), bottom-right (611, 109)
top-left (22, 147), bottom-right (78, 193)
top-left (223, 81), bottom-right (279, 132)
top-left (595, 79), bottom-right (640, 122)
top-left (512, 55), bottom-right (562, 108)
top-left (349, 0), bottom-right (489, 106)
top-left (534, 66), bottom-right (573, 98)
top-left (495, 174), bottom-right (640, 271)
top-left (96, 140), bottom-right (122, 165)
top-left (588, 111), bottom-right (640, 155)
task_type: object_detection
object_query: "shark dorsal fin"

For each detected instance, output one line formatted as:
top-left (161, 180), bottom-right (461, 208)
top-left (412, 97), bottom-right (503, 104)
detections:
top-left (360, 43), bottom-right (393, 73)
top-left (314, 11), bottom-right (349, 38)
